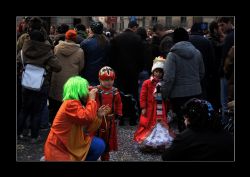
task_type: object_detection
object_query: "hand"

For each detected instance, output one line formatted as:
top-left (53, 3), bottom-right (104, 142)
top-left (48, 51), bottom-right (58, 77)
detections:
top-left (141, 108), bottom-right (146, 115)
top-left (97, 105), bottom-right (111, 118)
top-left (89, 88), bottom-right (97, 100)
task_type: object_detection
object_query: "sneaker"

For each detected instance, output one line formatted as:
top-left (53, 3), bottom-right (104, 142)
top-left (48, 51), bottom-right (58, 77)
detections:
top-left (40, 156), bottom-right (46, 161)
top-left (40, 124), bottom-right (50, 131)
top-left (23, 129), bottom-right (31, 137)
top-left (17, 134), bottom-right (24, 140)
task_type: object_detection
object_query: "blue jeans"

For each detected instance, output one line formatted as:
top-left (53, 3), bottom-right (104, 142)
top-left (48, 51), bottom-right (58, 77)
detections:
top-left (220, 77), bottom-right (228, 124)
top-left (85, 137), bottom-right (105, 161)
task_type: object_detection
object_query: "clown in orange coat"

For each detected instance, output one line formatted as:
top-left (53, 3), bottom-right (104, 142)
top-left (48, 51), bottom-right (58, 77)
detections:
top-left (44, 76), bottom-right (110, 161)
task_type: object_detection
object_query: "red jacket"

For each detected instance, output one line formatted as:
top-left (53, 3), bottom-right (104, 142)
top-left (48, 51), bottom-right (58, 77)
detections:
top-left (92, 85), bottom-right (122, 151)
top-left (134, 78), bottom-right (169, 143)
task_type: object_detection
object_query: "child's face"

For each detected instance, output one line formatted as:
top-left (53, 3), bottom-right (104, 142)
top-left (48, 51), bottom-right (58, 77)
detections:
top-left (100, 79), bottom-right (114, 89)
top-left (153, 69), bottom-right (163, 79)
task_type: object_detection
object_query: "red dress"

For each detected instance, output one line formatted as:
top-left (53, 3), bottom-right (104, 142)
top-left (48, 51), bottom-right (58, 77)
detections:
top-left (134, 77), bottom-right (175, 144)
top-left (91, 85), bottom-right (122, 152)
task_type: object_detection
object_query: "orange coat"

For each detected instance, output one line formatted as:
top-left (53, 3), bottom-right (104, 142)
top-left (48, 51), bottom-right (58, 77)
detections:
top-left (44, 99), bottom-right (101, 161)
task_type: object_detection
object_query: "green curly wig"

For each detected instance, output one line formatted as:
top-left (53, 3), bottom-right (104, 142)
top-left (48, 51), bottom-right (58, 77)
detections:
top-left (63, 76), bottom-right (89, 101)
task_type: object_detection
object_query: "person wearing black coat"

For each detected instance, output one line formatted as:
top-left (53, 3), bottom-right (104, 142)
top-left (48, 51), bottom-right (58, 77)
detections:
top-left (189, 23), bottom-right (216, 103)
top-left (108, 21), bottom-right (144, 125)
top-left (162, 98), bottom-right (234, 161)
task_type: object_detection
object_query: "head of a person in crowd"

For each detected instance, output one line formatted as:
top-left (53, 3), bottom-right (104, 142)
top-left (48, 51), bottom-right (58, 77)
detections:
top-left (128, 21), bottom-right (139, 32)
top-left (136, 27), bottom-right (147, 41)
top-left (152, 23), bottom-right (166, 38)
top-left (99, 66), bottom-right (115, 89)
top-left (50, 25), bottom-right (56, 35)
top-left (65, 29), bottom-right (77, 42)
top-left (19, 16), bottom-right (31, 33)
top-left (147, 28), bottom-right (153, 38)
top-left (57, 24), bottom-right (70, 34)
top-left (63, 76), bottom-right (89, 105)
top-left (90, 21), bottom-right (104, 35)
top-left (28, 16), bottom-right (43, 31)
top-left (217, 17), bottom-right (234, 34)
top-left (151, 56), bottom-right (165, 80)
top-left (190, 23), bottom-right (203, 35)
top-left (18, 21), bottom-right (25, 34)
top-left (75, 24), bottom-right (86, 32)
top-left (209, 21), bottom-right (219, 35)
top-left (29, 29), bottom-right (45, 42)
top-left (172, 27), bottom-right (189, 44)
top-left (160, 36), bottom-right (174, 56)
top-left (182, 98), bottom-right (222, 131)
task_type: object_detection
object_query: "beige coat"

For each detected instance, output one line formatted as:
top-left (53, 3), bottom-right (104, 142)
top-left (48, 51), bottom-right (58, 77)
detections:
top-left (49, 41), bottom-right (85, 101)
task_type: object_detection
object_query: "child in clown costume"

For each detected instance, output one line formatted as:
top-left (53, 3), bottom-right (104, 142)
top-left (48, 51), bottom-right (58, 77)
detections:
top-left (90, 66), bottom-right (123, 161)
top-left (134, 57), bottom-right (175, 151)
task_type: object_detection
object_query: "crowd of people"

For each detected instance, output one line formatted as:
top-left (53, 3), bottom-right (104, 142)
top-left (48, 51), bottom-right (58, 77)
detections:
top-left (17, 16), bottom-right (234, 161)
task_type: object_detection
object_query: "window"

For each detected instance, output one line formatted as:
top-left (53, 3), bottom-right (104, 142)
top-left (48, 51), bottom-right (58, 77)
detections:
top-left (181, 16), bottom-right (187, 27)
top-left (152, 16), bottom-right (158, 26)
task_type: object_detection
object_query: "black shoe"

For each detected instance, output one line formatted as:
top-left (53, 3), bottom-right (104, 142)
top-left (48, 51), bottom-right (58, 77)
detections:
top-left (119, 120), bottom-right (125, 126)
top-left (30, 136), bottom-right (42, 144)
top-left (17, 134), bottom-right (29, 141)
top-left (40, 124), bottom-right (50, 131)
top-left (129, 121), bottom-right (137, 126)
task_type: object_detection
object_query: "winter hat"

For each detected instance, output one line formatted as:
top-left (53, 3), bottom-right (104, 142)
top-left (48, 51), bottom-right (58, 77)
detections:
top-left (65, 29), bottom-right (77, 41)
top-left (151, 56), bottom-right (165, 72)
top-left (90, 21), bottom-right (104, 34)
top-left (128, 21), bottom-right (139, 28)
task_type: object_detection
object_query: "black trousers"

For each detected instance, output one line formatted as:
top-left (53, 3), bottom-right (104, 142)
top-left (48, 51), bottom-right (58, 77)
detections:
top-left (48, 98), bottom-right (62, 124)
top-left (17, 85), bottom-right (48, 138)
top-left (115, 77), bottom-right (139, 125)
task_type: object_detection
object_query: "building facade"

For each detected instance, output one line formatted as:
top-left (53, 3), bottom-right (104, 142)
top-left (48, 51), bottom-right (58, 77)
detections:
top-left (17, 16), bottom-right (221, 33)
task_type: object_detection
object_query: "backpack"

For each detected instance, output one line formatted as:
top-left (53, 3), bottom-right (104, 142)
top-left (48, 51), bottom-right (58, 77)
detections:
top-left (21, 50), bottom-right (46, 91)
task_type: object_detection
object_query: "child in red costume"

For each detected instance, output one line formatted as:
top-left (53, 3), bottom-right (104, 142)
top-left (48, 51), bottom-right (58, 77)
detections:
top-left (90, 66), bottom-right (123, 161)
top-left (134, 57), bottom-right (175, 151)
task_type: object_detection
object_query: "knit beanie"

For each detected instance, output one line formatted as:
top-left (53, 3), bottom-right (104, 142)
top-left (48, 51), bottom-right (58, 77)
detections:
top-left (65, 29), bottom-right (77, 41)
top-left (151, 56), bottom-right (165, 72)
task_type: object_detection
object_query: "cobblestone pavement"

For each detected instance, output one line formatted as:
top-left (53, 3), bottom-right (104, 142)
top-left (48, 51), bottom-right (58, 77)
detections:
top-left (16, 125), bottom-right (163, 162)
top-left (109, 125), bottom-right (162, 161)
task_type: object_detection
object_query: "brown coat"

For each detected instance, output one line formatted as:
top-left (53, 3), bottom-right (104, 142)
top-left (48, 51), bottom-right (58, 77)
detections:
top-left (49, 41), bottom-right (85, 101)
top-left (17, 33), bottom-right (30, 54)
top-left (224, 46), bottom-right (234, 102)
top-left (17, 40), bottom-right (62, 86)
